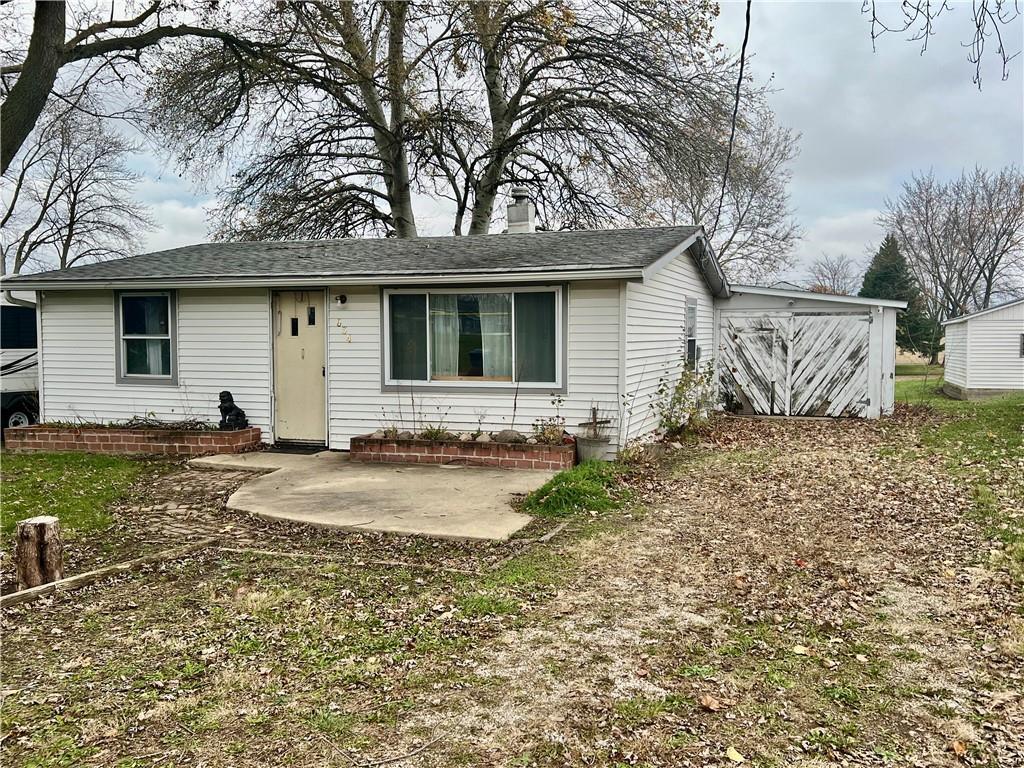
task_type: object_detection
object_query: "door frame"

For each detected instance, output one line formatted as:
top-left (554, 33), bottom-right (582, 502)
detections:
top-left (268, 288), bottom-right (330, 445)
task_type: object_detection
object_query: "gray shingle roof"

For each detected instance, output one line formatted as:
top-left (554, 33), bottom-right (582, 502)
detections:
top-left (7, 226), bottom-right (702, 283)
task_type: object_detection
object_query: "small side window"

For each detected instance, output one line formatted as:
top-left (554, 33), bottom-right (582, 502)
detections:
top-left (117, 292), bottom-right (176, 384)
top-left (685, 298), bottom-right (699, 370)
top-left (1019, 333), bottom-right (1023, 358)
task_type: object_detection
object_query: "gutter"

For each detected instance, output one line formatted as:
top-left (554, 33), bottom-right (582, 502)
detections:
top-left (1, 267), bottom-right (646, 291)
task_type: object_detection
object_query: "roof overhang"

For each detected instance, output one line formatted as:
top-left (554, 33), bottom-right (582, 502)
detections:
top-left (641, 227), bottom-right (731, 298)
top-left (942, 296), bottom-right (1024, 325)
top-left (729, 284), bottom-right (907, 309)
top-left (1, 266), bottom-right (646, 291)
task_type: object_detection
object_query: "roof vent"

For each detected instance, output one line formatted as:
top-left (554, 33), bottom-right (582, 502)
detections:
top-left (506, 186), bottom-right (535, 234)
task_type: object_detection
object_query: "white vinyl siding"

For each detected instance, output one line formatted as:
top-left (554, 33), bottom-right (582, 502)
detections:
top-left (38, 289), bottom-right (272, 437)
top-left (327, 281), bottom-right (621, 454)
top-left (943, 323), bottom-right (968, 387)
top-left (964, 302), bottom-right (1024, 390)
top-left (622, 246), bottom-right (715, 442)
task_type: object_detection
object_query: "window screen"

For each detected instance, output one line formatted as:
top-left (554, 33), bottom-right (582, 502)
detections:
top-left (515, 292), bottom-right (556, 382)
top-left (390, 293), bottom-right (428, 380)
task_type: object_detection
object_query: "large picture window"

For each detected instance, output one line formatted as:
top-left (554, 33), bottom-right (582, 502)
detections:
top-left (385, 287), bottom-right (561, 386)
top-left (117, 292), bottom-right (176, 382)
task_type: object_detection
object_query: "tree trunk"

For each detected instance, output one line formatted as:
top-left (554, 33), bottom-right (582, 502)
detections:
top-left (1, 2), bottom-right (66, 174)
top-left (14, 516), bottom-right (64, 589)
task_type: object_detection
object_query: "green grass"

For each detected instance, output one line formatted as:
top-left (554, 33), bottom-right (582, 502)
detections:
top-left (0, 452), bottom-right (145, 540)
top-left (894, 379), bottom-right (1024, 578)
top-left (521, 460), bottom-right (628, 518)
top-left (894, 364), bottom-right (944, 377)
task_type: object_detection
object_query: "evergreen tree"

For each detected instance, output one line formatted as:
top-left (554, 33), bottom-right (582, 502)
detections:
top-left (859, 234), bottom-right (940, 359)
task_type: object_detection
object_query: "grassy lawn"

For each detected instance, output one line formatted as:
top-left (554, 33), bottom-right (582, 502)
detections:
top-left (894, 363), bottom-right (944, 377)
top-left (0, 452), bottom-right (147, 543)
top-left (521, 460), bottom-right (629, 518)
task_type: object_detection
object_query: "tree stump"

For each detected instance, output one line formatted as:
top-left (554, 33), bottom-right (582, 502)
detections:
top-left (14, 516), bottom-right (64, 589)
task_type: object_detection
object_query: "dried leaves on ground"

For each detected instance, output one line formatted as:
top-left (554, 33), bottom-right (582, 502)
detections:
top-left (1, 407), bottom-right (1021, 767)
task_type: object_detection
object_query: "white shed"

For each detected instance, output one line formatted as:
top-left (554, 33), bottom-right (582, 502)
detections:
top-left (941, 297), bottom-right (1024, 400)
top-left (714, 285), bottom-right (906, 418)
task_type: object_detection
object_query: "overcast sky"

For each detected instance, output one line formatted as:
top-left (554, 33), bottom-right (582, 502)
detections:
top-left (134, 1), bottom-right (1024, 282)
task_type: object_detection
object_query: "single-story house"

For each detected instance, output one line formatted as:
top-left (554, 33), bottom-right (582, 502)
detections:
top-left (942, 297), bottom-right (1024, 400)
top-left (2, 195), bottom-right (907, 454)
top-left (2, 194), bottom-right (731, 455)
top-left (715, 285), bottom-right (906, 418)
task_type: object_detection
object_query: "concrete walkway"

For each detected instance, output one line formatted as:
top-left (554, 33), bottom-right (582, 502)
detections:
top-left (189, 451), bottom-right (550, 541)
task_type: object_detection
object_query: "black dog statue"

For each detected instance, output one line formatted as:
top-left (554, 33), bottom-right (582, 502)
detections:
top-left (218, 391), bottom-right (249, 430)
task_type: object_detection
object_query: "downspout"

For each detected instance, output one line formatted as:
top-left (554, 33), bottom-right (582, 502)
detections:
top-left (3, 288), bottom-right (36, 308)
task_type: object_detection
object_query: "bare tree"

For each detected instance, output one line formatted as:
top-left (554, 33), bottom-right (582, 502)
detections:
top-left (145, 0), bottom-right (733, 239)
top-left (862, 0), bottom-right (1022, 87)
top-left (882, 167), bottom-right (1024, 319)
top-left (0, 0), bottom-right (272, 173)
top-left (951, 166), bottom-right (1024, 307)
top-left (613, 103), bottom-right (800, 282)
top-left (1, 104), bottom-right (152, 275)
top-left (806, 253), bottom-right (861, 296)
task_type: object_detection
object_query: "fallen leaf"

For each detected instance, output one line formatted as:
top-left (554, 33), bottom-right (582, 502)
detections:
top-left (726, 745), bottom-right (745, 763)
top-left (699, 693), bottom-right (723, 711)
top-left (791, 645), bottom-right (810, 656)
top-left (951, 740), bottom-right (968, 758)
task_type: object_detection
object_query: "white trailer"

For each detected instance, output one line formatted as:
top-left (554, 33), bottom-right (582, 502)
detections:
top-left (1, 291), bottom-right (39, 427)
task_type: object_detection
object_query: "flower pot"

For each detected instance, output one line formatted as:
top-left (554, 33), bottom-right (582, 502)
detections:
top-left (575, 434), bottom-right (611, 463)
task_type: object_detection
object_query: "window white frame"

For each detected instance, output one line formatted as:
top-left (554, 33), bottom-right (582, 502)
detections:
top-left (685, 296), bottom-right (700, 369)
top-left (382, 285), bottom-right (563, 390)
top-left (115, 290), bottom-right (177, 385)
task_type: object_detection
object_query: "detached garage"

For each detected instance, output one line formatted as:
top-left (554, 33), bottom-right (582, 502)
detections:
top-left (942, 297), bottom-right (1024, 400)
top-left (715, 285), bottom-right (905, 418)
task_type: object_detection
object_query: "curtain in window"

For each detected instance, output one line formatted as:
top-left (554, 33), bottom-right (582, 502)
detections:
top-left (430, 294), bottom-right (459, 378)
top-left (478, 293), bottom-right (512, 379)
top-left (125, 339), bottom-right (171, 375)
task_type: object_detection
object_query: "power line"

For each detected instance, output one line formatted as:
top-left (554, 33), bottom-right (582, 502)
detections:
top-left (712, 0), bottom-right (753, 238)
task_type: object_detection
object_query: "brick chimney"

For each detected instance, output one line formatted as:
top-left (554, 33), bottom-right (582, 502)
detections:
top-left (506, 186), bottom-right (536, 234)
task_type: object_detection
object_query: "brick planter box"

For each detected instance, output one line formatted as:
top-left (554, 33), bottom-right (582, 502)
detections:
top-left (350, 435), bottom-right (575, 471)
top-left (3, 425), bottom-right (262, 456)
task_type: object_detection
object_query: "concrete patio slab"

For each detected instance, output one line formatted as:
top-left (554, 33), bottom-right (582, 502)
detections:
top-left (189, 451), bottom-right (549, 541)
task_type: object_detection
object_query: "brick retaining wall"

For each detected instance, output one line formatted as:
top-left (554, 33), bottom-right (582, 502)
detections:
top-left (350, 435), bottom-right (575, 471)
top-left (3, 425), bottom-right (262, 456)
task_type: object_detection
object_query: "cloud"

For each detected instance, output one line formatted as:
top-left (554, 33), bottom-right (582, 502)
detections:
top-left (713, 0), bottom-right (1022, 282)
top-left (788, 208), bottom-right (883, 277)
top-left (142, 199), bottom-right (215, 252)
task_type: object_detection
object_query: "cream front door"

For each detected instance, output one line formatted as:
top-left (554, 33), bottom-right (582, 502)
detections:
top-left (273, 290), bottom-right (326, 442)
